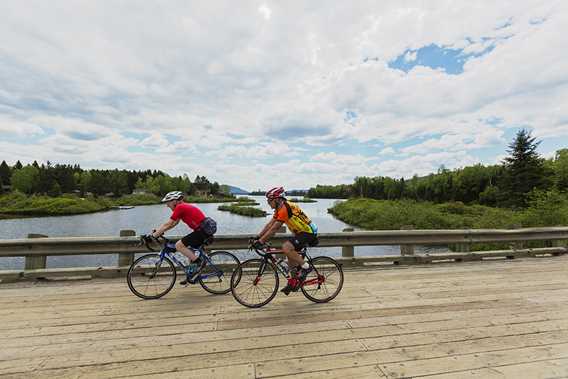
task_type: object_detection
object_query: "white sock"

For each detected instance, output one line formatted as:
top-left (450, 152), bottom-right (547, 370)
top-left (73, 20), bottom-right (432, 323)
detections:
top-left (301, 262), bottom-right (309, 269)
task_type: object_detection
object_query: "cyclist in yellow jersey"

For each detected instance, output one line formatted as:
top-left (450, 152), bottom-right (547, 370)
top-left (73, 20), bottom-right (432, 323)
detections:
top-left (253, 186), bottom-right (319, 295)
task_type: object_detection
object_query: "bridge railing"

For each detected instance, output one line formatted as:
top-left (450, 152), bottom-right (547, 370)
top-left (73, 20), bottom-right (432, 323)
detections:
top-left (0, 227), bottom-right (567, 282)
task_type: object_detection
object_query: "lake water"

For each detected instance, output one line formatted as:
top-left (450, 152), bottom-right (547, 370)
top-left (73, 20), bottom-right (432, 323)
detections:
top-left (0, 196), bottom-right (405, 269)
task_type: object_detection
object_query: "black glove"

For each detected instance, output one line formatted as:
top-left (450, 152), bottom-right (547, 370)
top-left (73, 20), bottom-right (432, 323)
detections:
top-left (252, 239), bottom-right (266, 250)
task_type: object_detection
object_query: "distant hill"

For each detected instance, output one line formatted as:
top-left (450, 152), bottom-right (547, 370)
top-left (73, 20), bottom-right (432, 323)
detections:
top-left (221, 185), bottom-right (250, 195)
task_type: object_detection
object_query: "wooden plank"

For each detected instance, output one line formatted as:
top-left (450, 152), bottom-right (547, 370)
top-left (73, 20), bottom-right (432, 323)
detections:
top-left (379, 343), bottom-right (568, 378)
top-left (3, 315), bottom-right (568, 375)
top-left (2, 256), bottom-right (568, 378)
top-left (256, 329), bottom-right (568, 377)
top-left (267, 365), bottom-right (386, 379)
top-left (125, 364), bottom-right (256, 379)
top-left (1, 303), bottom-right (559, 351)
top-left (0, 305), bottom-right (563, 361)
top-left (421, 357), bottom-right (568, 378)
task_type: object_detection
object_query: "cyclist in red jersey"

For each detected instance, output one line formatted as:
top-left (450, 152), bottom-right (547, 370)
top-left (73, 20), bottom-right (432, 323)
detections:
top-left (150, 191), bottom-right (217, 284)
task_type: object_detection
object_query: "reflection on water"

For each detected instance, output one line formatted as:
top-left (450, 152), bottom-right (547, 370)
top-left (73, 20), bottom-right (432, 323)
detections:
top-left (0, 196), bottom-right (406, 270)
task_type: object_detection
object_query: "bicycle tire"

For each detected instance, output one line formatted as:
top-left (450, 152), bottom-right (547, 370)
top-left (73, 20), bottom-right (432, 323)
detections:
top-left (127, 254), bottom-right (176, 300)
top-left (231, 258), bottom-right (279, 308)
top-left (199, 250), bottom-right (240, 295)
top-left (301, 256), bottom-right (343, 303)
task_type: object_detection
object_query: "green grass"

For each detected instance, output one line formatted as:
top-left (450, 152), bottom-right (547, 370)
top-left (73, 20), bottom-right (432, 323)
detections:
top-left (217, 204), bottom-right (267, 217)
top-left (328, 196), bottom-right (568, 251)
top-left (0, 192), bottom-right (108, 217)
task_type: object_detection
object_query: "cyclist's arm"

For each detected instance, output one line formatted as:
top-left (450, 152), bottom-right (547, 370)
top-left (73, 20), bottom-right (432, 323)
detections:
top-left (257, 218), bottom-right (276, 239)
top-left (259, 220), bottom-right (284, 243)
top-left (153, 218), bottom-right (180, 237)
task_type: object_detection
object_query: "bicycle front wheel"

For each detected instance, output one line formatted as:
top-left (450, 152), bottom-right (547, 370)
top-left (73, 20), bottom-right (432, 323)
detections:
top-left (301, 256), bottom-right (344, 303)
top-left (231, 259), bottom-right (279, 308)
top-left (127, 254), bottom-right (176, 300)
top-left (199, 251), bottom-right (240, 295)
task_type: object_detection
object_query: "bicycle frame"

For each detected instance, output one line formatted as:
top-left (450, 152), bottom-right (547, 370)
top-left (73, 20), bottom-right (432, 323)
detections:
top-left (256, 247), bottom-right (325, 288)
top-left (155, 241), bottom-right (224, 281)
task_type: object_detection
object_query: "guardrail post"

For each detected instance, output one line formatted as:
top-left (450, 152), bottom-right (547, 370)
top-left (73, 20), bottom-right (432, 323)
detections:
top-left (342, 228), bottom-right (354, 258)
top-left (400, 225), bottom-right (414, 256)
top-left (118, 230), bottom-right (136, 267)
top-left (551, 239), bottom-right (567, 256)
top-left (25, 234), bottom-right (48, 270)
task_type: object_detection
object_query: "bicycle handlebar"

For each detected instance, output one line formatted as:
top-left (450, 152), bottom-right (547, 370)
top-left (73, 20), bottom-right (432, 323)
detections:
top-left (140, 235), bottom-right (170, 252)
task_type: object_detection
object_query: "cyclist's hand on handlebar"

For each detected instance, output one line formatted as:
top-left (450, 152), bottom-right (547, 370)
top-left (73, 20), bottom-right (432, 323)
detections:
top-left (252, 239), bottom-right (266, 250)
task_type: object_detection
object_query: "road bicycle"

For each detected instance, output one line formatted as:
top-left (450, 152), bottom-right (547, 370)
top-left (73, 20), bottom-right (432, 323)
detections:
top-left (230, 240), bottom-right (344, 308)
top-left (127, 235), bottom-right (240, 299)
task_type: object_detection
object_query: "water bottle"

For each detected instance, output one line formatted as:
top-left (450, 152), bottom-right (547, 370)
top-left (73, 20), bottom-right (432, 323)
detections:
top-left (276, 257), bottom-right (289, 274)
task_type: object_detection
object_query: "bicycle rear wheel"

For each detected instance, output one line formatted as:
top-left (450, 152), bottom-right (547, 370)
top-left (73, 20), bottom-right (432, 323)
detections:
top-left (127, 254), bottom-right (176, 300)
top-left (231, 258), bottom-right (279, 308)
top-left (199, 251), bottom-right (240, 295)
top-left (301, 256), bottom-right (343, 303)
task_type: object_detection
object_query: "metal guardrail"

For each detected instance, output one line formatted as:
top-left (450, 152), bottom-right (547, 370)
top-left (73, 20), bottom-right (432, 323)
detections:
top-left (0, 227), bottom-right (567, 282)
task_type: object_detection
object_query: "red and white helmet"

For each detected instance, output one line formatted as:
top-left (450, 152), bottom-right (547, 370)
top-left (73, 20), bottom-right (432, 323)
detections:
top-left (266, 186), bottom-right (285, 200)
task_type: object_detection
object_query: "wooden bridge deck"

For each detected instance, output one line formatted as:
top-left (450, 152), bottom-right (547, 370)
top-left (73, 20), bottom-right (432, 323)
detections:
top-left (2, 257), bottom-right (568, 378)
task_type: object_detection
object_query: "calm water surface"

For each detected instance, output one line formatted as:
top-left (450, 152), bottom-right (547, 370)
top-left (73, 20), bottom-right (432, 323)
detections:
top-left (0, 196), bottom-right (404, 269)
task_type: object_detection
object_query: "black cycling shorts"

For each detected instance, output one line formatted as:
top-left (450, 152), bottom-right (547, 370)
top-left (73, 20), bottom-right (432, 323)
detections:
top-left (181, 229), bottom-right (209, 249)
top-left (288, 232), bottom-right (318, 251)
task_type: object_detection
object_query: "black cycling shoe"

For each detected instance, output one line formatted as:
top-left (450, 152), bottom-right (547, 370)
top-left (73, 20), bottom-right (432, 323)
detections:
top-left (280, 283), bottom-right (293, 296)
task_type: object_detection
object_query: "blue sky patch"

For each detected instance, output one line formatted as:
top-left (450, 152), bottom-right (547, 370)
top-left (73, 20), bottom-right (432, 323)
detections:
top-left (388, 43), bottom-right (495, 75)
top-left (65, 131), bottom-right (103, 141)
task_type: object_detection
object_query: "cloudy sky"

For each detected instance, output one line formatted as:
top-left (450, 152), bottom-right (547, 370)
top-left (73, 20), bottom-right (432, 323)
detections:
top-left (1, 1), bottom-right (567, 190)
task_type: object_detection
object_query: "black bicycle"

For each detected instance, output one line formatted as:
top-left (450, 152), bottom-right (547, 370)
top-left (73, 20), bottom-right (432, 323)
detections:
top-left (230, 240), bottom-right (344, 308)
top-left (127, 235), bottom-right (240, 299)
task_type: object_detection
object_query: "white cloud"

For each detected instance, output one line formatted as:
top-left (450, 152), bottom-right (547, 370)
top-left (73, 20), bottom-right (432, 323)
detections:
top-left (258, 4), bottom-right (272, 20)
top-left (0, 1), bottom-right (567, 189)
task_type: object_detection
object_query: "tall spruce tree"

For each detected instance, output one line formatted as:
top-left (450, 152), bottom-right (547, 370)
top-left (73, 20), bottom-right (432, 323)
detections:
top-left (501, 129), bottom-right (548, 207)
top-left (0, 160), bottom-right (11, 185)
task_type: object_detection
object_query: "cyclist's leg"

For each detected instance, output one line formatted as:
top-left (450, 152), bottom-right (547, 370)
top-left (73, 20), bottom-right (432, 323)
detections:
top-left (280, 236), bottom-right (310, 294)
top-left (282, 240), bottom-right (305, 269)
top-left (176, 231), bottom-right (207, 262)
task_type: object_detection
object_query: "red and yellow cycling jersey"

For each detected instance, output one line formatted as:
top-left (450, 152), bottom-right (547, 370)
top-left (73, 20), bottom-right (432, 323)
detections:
top-left (273, 201), bottom-right (316, 235)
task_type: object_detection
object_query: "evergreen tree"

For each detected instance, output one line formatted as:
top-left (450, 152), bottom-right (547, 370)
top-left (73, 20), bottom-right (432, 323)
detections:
top-left (501, 129), bottom-right (549, 207)
top-left (14, 160), bottom-right (23, 170)
top-left (0, 160), bottom-right (11, 185)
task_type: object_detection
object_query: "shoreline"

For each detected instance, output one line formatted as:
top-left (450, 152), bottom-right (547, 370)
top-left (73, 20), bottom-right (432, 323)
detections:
top-left (0, 193), bottom-right (238, 219)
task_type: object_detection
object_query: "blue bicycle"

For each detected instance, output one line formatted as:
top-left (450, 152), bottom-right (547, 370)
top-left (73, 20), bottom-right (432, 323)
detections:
top-left (127, 235), bottom-right (240, 299)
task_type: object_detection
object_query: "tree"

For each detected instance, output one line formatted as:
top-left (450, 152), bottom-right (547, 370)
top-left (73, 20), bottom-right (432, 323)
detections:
top-left (0, 160), bottom-right (11, 186)
top-left (48, 181), bottom-right (62, 197)
top-left (11, 166), bottom-right (39, 194)
top-left (554, 149), bottom-right (568, 191)
top-left (501, 129), bottom-right (549, 207)
top-left (14, 161), bottom-right (23, 170)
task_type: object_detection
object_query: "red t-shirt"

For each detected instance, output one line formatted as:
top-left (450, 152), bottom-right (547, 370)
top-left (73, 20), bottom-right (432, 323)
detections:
top-left (170, 202), bottom-right (206, 230)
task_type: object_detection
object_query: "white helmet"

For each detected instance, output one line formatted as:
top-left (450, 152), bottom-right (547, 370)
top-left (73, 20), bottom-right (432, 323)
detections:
top-left (161, 191), bottom-right (184, 203)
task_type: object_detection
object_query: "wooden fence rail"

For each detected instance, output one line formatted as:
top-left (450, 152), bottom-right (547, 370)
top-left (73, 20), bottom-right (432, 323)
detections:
top-left (0, 227), bottom-right (567, 282)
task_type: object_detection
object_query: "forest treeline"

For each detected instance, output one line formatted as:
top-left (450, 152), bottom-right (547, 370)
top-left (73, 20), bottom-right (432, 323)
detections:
top-left (0, 161), bottom-right (222, 198)
top-left (308, 130), bottom-right (566, 209)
